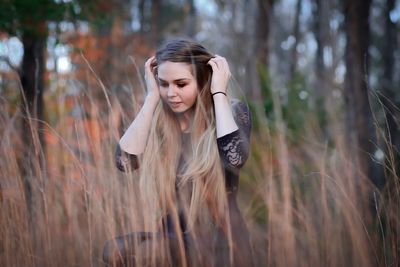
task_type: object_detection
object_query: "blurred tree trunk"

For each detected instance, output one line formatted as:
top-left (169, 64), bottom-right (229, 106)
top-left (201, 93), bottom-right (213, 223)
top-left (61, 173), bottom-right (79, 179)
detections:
top-left (109, 0), bottom-right (131, 89)
top-left (21, 35), bottom-right (46, 128)
top-left (185, 0), bottom-right (196, 37)
top-left (254, 0), bottom-right (275, 103)
top-left (343, 0), bottom-right (382, 187)
top-left (381, 0), bottom-right (399, 175)
top-left (289, 0), bottom-right (302, 81)
top-left (312, 0), bottom-right (331, 138)
top-left (139, 0), bottom-right (146, 33)
top-left (256, 0), bottom-right (274, 69)
top-left (19, 24), bottom-right (47, 217)
top-left (314, 0), bottom-right (325, 81)
top-left (151, 0), bottom-right (161, 45)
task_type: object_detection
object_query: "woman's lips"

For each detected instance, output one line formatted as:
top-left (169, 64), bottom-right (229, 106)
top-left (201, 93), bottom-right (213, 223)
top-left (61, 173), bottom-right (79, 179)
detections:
top-left (169, 102), bottom-right (182, 108)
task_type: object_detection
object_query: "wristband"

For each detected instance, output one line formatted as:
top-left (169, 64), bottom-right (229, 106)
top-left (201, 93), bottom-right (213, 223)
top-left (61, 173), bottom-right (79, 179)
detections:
top-left (211, 91), bottom-right (227, 97)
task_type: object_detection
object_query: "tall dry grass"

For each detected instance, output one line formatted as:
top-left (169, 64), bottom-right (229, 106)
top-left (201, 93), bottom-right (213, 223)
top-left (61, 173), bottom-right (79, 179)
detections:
top-left (0, 76), bottom-right (399, 267)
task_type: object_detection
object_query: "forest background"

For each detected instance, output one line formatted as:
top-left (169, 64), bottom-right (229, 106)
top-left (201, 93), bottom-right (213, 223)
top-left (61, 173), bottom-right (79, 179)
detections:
top-left (0, 0), bottom-right (400, 266)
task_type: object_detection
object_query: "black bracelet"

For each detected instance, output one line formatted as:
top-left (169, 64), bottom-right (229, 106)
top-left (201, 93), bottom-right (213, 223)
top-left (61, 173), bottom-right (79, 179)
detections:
top-left (211, 91), bottom-right (227, 97)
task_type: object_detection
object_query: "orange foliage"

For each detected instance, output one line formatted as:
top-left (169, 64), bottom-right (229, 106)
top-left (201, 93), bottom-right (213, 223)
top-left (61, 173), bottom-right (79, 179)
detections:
top-left (65, 22), bottom-right (153, 90)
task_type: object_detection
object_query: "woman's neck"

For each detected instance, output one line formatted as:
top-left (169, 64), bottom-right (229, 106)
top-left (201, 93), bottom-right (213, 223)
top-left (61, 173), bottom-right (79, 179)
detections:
top-left (177, 109), bottom-right (194, 133)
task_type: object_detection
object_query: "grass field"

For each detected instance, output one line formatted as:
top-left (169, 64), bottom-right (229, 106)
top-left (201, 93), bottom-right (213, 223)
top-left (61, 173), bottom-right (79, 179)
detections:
top-left (0, 82), bottom-right (399, 267)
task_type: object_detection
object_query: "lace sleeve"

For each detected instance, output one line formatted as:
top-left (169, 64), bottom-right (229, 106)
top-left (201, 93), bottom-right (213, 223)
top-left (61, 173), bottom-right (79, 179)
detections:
top-left (217, 100), bottom-right (252, 169)
top-left (115, 143), bottom-right (139, 172)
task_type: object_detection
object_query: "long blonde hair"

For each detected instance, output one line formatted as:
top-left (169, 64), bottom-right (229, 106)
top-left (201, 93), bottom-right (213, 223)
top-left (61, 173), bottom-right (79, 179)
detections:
top-left (139, 39), bottom-right (230, 236)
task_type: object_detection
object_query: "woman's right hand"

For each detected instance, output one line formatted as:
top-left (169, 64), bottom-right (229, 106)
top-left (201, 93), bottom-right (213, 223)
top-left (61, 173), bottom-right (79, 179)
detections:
top-left (144, 56), bottom-right (160, 102)
top-left (119, 56), bottom-right (160, 155)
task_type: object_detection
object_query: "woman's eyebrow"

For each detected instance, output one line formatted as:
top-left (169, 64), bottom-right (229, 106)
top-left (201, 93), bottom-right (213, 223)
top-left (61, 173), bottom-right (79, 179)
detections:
top-left (174, 78), bottom-right (190, 82)
top-left (158, 78), bottom-right (190, 83)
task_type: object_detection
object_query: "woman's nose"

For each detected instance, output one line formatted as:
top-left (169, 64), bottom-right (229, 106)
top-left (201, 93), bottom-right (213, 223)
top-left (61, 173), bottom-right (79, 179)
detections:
top-left (167, 85), bottom-right (177, 97)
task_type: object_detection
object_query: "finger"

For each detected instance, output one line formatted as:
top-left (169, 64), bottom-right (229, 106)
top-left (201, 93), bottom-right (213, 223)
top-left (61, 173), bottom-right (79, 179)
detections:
top-left (150, 57), bottom-right (157, 65)
top-left (145, 59), bottom-right (152, 70)
top-left (220, 58), bottom-right (230, 75)
top-left (211, 58), bottom-right (222, 69)
top-left (224, 62), bottom-right (231, 76)
top-left (214, 55), bottom-right (225, 61)
top-left (212, 58), bottom-right (228, 75)
top-left (215, 57), bottom-right (226, 67)
top-left (215, 56), bottom-right (227, 69)
top-left (145, 56), bottom-right (155, 66)
top-left (207, 60), bottom-right (218, 71)
top-left (146, 56), bottom-right (154, 64)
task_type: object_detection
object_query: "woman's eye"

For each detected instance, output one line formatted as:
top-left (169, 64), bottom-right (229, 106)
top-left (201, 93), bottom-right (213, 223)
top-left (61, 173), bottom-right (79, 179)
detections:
top-left (177, 83), bottom-right (186, 88)
top-left (160, 83), bottom-right (168, 87)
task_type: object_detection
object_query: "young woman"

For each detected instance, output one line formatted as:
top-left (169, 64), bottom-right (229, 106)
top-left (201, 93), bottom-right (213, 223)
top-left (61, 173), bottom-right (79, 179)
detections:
top-left (103, 38), bottom-right (252, 267)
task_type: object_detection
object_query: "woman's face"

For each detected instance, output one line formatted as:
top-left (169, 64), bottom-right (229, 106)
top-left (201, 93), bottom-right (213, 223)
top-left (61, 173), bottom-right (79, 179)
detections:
top-left (157, 61), bottom-right (198, 115)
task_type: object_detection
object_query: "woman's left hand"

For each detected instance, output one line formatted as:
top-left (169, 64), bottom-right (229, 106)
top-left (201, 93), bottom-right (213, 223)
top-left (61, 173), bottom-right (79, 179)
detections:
top-left (207, 55), bottom-right (231, 94)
